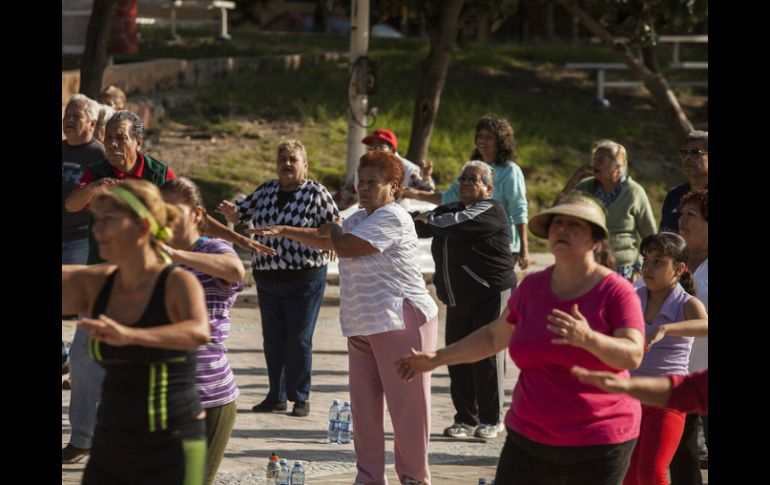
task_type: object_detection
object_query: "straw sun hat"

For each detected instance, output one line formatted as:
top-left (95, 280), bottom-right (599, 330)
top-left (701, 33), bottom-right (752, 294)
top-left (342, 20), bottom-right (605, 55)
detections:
top-left (529, 191), bottom-right (609, 239)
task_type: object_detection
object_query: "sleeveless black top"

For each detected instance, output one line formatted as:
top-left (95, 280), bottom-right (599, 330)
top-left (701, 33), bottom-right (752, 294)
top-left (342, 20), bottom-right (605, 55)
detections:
top-left (88, 265), bottom-right (203, 440)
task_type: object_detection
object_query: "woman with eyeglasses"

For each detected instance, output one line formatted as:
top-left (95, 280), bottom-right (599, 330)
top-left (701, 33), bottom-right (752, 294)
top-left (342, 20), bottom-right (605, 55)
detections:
top-left (412, 161), bottom-right (516, 440)
top-left (402, 114), bottom-right (530, 272)
top-left (558, 139), bottom-right (657, 282)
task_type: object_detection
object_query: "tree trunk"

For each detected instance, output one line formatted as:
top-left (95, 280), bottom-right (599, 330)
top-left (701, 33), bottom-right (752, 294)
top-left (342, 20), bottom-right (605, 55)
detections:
top-left (642, 45), bottom-right (660, 73)
top-left (79, 0), bottom-right (120, 98)
top-left (556, 0), bottom-right (694, 141)
top-left (405, 0), bottom-right (466, 165)
top-left (314, 0), bottom-right (331, 34)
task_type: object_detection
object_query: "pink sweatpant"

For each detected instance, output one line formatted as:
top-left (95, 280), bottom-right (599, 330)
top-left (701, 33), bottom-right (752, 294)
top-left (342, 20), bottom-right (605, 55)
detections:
top-left (347, 300), bottom-right (438, 485)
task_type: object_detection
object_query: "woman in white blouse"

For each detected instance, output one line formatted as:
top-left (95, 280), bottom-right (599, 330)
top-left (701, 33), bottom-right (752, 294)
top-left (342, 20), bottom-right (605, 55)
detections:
top-left (252, 151), bottom-right (439, 485)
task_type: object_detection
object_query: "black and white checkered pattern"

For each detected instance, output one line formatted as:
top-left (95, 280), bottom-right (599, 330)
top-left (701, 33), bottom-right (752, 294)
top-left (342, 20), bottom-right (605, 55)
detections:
top-left (238, 179), bottom-right (340, 271)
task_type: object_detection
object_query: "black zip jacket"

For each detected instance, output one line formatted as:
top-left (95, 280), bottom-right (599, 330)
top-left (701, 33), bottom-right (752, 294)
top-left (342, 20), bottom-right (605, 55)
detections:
top-left (413, 199), bottom-right (515, 306)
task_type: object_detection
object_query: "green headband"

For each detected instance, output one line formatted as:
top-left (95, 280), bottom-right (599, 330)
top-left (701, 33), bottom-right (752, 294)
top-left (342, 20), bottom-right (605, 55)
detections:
top-left (111, 186), bottom-right (173, 243)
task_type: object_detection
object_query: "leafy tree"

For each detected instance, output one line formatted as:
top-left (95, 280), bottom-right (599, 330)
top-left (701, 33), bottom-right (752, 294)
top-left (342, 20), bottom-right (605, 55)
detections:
top-left (557, 0), bottom-right (707, 140)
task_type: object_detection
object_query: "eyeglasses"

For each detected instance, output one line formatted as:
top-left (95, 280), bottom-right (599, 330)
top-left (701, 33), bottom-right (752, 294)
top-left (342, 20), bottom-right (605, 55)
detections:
top-left (678, 148), bottom-right (707, 157)
top-left (458, 176), bottom-right (484, 184)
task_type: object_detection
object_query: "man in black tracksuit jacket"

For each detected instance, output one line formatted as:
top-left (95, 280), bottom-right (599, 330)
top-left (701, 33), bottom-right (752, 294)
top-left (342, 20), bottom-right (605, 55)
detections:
top-left (412, 163), bottom-right (516, 439)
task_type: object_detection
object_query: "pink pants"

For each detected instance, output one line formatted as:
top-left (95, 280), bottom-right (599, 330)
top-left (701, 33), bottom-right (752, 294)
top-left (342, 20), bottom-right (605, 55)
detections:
top-left (347, 300), bottom-right (438, 485)
top-left (623, 404), bottom-right (686, 485)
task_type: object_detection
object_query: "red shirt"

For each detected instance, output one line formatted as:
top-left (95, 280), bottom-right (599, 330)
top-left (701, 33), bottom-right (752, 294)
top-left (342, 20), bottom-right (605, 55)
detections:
top-left (667, 370), bottom-right (708, 414)
top-left (505, 266), bottom-right (645, 446)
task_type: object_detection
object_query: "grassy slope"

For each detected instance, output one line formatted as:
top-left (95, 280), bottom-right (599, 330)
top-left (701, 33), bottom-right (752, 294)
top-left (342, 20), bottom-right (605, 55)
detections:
top-left (136, 29), bottom-right (707, 250)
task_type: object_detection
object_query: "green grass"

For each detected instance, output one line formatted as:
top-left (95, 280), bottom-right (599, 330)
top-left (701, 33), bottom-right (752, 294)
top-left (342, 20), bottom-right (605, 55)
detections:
top-left (145, 31), bottom-right (707, 252)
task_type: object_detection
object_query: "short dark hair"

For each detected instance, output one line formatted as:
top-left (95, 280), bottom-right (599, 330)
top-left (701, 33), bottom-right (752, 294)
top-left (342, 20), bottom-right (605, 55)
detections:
top-left (106, 110), bottom-right (144, 142)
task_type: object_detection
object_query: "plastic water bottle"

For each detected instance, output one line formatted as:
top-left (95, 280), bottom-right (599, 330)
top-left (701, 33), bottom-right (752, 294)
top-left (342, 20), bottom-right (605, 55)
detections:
top-left (266, 453), bottom-right (280, 479)
top-left (327, 399), bottom-right (341, 443)
top-left (276, 458), bottom-right (290, 485)
top-left (290, 460), bottom-right (305, 485)
top-left (338, 400), bottom-right (352, 444)
top-left (477, 479), bottom-right (486, 485)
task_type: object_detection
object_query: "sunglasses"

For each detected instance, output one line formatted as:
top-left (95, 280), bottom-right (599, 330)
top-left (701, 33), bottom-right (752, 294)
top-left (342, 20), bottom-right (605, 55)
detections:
top-left (678, 148), bottom-right (707, 157)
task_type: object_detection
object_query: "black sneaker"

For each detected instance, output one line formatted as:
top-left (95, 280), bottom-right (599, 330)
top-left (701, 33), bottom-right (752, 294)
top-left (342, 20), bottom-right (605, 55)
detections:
top-left (251, 399), bottom-right (287, 413)
top-left (291, 401), bottom-right (310, 417)
top-left (62, 443), bottom-right (89, 464)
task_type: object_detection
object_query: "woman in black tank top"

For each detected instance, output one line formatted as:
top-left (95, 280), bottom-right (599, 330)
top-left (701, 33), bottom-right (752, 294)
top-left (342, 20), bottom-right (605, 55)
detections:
top-left (62, 180), bottom-right (211, 485)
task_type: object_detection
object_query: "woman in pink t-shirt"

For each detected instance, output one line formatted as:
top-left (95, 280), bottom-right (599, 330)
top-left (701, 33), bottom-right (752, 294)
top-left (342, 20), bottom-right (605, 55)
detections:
top-left (396, 191), bottom-right (646, 485)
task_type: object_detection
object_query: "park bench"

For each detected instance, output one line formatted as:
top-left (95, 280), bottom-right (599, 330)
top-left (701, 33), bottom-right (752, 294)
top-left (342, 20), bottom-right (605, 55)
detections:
top-left (566, 35), bottom-right (708, 104)
top-left (138, 0), bottom-right (236, 41)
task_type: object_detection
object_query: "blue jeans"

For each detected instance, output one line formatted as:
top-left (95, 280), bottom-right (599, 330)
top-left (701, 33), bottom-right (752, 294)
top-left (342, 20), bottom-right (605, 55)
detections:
top-left (255, 267), bottom-right (327, 403)
top-left (68, 327), bottom-right (105, 449)
top-left (62, 238), bottom-right (89, 364)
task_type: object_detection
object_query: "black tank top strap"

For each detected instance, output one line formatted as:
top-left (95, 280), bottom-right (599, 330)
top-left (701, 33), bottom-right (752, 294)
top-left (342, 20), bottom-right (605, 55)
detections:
top-left (91, 269), bottom-right (119, 318)
top-left (137, 265), bottom-right (176, 328)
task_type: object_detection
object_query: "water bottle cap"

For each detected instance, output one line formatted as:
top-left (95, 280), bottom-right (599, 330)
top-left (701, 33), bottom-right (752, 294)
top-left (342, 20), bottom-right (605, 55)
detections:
top-left (333, 399), bottom-right (340, 404)
top-left (279, 458), bottom-right (287, 463)
top-left (270, 454), bottom-right (279, 461)
top-left (294, 460), bottom-right (302, 465)
top-left (344, 400), bottom-right (350, 405)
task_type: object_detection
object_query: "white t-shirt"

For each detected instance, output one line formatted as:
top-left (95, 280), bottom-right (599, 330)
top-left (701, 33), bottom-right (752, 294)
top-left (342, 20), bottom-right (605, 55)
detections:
top-left (338, 203), bottom-right (438, 337)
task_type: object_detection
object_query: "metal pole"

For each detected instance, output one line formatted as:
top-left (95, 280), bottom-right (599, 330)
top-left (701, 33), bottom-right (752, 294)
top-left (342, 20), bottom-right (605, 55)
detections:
top-left (596, 69), bottom-right (605, 101)
top-left (219, 7), bottom-right (231, 41)
top-left (345, 0), bottom-right (370, 189)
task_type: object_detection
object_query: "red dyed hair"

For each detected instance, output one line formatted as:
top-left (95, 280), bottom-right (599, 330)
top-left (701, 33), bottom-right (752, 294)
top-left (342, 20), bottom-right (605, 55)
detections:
top-left (358, 150), bottom-right (404, 199)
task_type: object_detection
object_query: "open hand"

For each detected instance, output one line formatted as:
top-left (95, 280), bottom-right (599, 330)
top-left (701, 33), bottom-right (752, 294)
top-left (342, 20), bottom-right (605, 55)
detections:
top-left (546, 304), bottom-right (594, 347)
top-left (570, 366), bottom-right (630, 394)
top-left (78, 314), bottom-right (135, 347)
top-left (394, 348), bottom-right (438, 382)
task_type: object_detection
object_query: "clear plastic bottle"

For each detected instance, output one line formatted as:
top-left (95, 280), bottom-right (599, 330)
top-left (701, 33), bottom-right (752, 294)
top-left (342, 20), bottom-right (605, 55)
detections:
top-left (276, 458), bottom-right (290, 485)
top-left (290, 460), bottom-right (305, 485)
top-left (327, 399), bottom-right (341, 444)
top-left (266, 453), bottom-right (280, 479)
top-left (338, 400), bottom-right (352, 444)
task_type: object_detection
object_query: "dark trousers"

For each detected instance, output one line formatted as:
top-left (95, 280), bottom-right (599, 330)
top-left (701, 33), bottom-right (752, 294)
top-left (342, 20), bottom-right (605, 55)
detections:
top-left (494, 427), bottom-right (636, 485)
top-left (669, 414), bottom-right (706, 485)
top-left (83, 421), bottom-right (206, 485)
top-left (446, 293), bottom-right (505, 426)
top-left (255, 267), bottom-right (327, 403)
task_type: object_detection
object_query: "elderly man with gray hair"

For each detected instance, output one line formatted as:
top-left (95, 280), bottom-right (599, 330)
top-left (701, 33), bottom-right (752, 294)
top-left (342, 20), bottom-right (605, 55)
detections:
top-left (412, 160), bottom-right (516, 440)
top-left (62, 94), bottom-right (105, 265)
top-left (62, 109), bottom-right (178, 465)
top-left (659, 130), bottom-right (708, 233)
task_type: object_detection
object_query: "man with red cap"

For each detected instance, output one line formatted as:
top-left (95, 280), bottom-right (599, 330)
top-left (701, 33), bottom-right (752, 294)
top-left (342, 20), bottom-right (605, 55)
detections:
top-left (362, 128), bottom-right (435, 192)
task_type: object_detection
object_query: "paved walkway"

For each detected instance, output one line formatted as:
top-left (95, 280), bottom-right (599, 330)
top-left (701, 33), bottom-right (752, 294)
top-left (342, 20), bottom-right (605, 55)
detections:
top-left (61, 253), bottom-right (708, 484)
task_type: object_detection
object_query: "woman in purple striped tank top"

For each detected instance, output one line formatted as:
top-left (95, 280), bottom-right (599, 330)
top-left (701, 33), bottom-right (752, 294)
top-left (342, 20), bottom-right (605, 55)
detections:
top-left (623, 232), bottom-right (708, 485)
top-left (161, 177), bottom-right (245, 485)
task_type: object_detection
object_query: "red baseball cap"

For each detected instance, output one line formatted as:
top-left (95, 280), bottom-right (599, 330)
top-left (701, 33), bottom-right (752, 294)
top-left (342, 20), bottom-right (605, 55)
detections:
top-left (362, 129), bottom-right (398, 151)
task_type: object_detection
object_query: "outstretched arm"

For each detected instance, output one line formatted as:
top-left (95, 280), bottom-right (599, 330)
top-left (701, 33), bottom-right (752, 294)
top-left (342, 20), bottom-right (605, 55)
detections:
top-left (78, 269), bottom-right (210, 350)
top-left (395, 309), bottom-right (513, 382)
top-left (247, 225), bottom-right (335, 252)
top-left (571, 366), bottom-right (673, 407)
top-left (162, 243), bottom-right (245, 283)
top-left (204, 214), bottom-right (276, 256)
